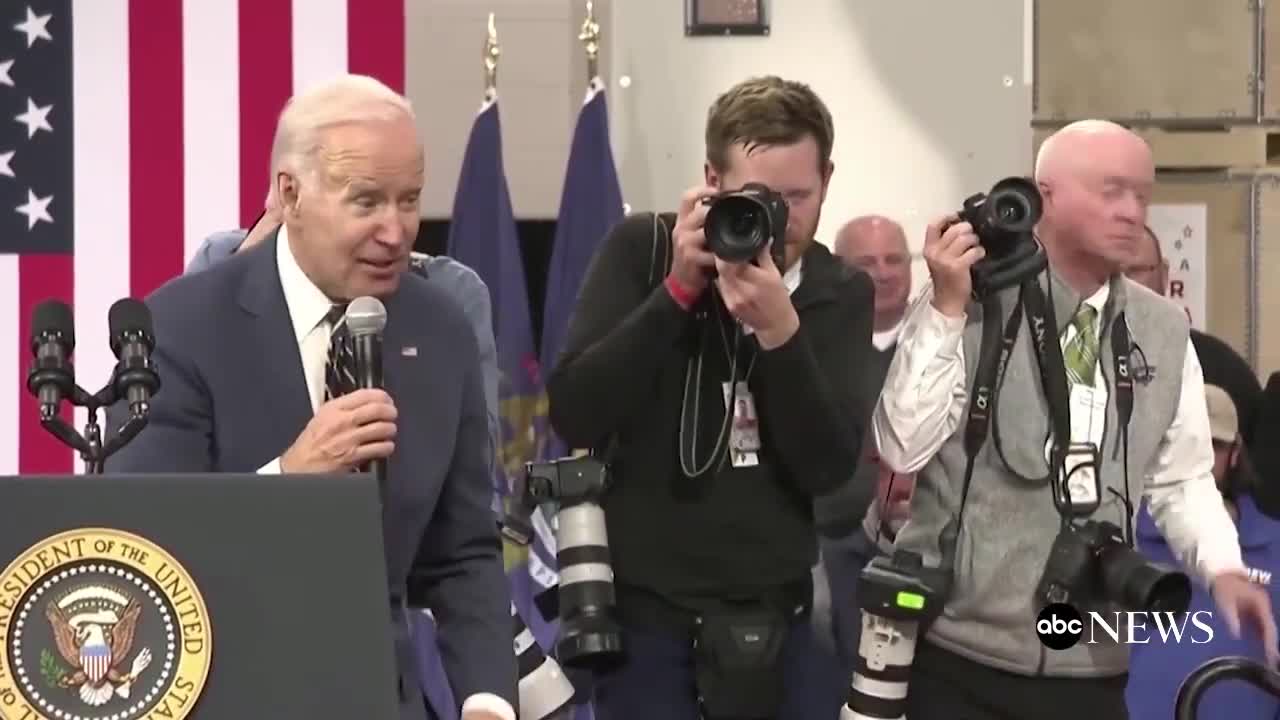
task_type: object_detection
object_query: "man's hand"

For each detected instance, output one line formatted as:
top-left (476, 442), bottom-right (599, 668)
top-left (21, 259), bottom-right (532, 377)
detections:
top-left (922, 215), bottom-right (983, 317)
top-left (280, 389), bottom-right (397, 473)
top-left (668, 185), bottom-right (719, 300)
top-left (715, 241), bottom-right (799, 350)
top-left (1212, 570), bottom-right (1279, 666)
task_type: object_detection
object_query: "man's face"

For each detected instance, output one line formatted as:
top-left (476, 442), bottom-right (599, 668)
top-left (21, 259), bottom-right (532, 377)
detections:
top-left (1040, 133), bottom-right (1154, 273)
top-left (1122, 228), bottom-right (1168, 295)
top-left (706, 137), bottom-right (833, 270)
top-left (282, 115), bottom-right (424, 300)
top-left (836, 221), bottom-right (911, 320)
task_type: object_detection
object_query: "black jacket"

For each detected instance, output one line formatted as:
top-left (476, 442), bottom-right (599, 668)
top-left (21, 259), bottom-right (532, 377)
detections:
top-left (546, 212), bottom-right (875, 607)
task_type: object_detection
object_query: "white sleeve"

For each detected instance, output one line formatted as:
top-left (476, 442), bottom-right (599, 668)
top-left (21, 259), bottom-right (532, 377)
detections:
top-left (872, 283), bottom-right (970, 474)
top-left (257, 457), bottom-right (282, 474)
top-left (1143, 337), bottom-right (1246, 588)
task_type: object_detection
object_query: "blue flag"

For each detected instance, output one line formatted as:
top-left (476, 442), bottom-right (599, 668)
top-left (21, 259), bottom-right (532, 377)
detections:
top-left (415, 96), bottom-right (551, 719)
top-left (539, 81), bottom-right (625, 461)
top-left (533, 79), bottom-right (624, 720)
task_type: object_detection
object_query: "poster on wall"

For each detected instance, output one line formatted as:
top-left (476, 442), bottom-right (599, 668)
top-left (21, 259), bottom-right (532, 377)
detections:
top-left (1146, 203), bottom-right (1208, 330)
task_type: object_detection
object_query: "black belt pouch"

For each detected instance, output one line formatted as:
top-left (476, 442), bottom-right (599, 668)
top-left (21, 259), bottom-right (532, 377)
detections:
top-left (692, 604), bottom-right (789, 719)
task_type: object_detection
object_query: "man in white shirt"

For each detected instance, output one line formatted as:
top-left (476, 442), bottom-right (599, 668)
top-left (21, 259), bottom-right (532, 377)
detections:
top-left (871, 119), bottom-right (1276, 719)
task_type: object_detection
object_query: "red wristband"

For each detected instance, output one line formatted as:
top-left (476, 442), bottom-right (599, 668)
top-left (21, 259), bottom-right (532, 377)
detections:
top-left (665, 275), bottom-right (696, 311)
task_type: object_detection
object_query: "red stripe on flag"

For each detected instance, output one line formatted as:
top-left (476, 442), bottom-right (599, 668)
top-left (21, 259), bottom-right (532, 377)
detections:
top-left (239, 0), bottom-right (293, 228)
top-left (18, 255), bottom-right (75, 474)
top-left (128, 0), bottom-right (185, 300)
top-left (347, 0), bottom-right (405, 93)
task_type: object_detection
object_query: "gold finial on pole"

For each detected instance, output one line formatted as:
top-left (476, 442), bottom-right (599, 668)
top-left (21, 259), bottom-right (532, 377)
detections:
top-left (484, 12), bottom-right (500, 98)
top-left (579, 0), bottom-right (600, 80)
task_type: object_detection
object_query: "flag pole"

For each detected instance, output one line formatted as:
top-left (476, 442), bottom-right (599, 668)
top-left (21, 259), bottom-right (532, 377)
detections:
top-left (484, 12), bottom-right (500, 105)
top-left (579, 1), bottom-right (601, 85)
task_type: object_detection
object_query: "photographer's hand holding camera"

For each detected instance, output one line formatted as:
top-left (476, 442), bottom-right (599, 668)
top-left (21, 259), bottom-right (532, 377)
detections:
top-left (863, 120), bottom-right (1276, 720)
top-left (546, 77), bottom-right (873, 720)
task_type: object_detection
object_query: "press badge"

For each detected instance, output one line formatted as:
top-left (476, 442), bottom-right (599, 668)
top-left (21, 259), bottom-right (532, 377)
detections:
top-left (723, 381), bottom-right (761, 468)
top-left (1039, 384), bottom-right (1108, 512)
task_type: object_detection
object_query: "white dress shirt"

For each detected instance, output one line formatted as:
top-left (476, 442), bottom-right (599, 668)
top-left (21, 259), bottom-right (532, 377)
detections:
top-left (872, 281), bottom-right (1245, 588)
top-left (260, 228), bottom-right (515, 720)
top-left (872, 315), bottom-right (905, 351)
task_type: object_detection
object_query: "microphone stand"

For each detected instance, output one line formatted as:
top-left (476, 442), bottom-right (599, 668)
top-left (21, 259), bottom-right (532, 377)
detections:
top-left (36, 368), bottom-right (152, 475)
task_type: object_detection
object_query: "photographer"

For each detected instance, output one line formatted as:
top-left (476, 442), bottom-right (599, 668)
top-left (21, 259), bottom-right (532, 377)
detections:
top-left (546, 76), bottom-right (873, 719)
top-left (872, 119), bottom-right (1277, 720)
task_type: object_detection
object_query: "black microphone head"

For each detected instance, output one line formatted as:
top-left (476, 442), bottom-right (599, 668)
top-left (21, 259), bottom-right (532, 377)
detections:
top-left (31, 299), bottom-right (74, 352)
top-left (346, 296), bottom-right (387, 337)
top-left (108, 298), bottom-right (155, 357)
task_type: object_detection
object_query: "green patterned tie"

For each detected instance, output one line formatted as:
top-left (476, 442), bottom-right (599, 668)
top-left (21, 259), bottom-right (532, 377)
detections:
top-left (1063, 305), bottom-right (1099, 386)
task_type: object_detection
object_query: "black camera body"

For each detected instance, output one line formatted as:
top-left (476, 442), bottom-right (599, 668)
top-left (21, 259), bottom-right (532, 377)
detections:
top-left (1036, 519), bottom-right (1191, 616)
top-left (704, 182), bottom-right (788, 271)
top-left (956, 176), bottom-right (1049, 298)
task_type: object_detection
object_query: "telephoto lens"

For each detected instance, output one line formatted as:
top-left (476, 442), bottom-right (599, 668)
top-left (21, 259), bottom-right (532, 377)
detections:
top-left (841, 552), bottom-right (946, 720)
top-left (522, 457), bottom-right (626, 670)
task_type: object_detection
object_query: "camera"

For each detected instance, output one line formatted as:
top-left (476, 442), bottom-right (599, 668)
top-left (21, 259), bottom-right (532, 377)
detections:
top-left (503, 455), bottom-right (625, 670)
top-left (840, 550), bottom-right (950, 720)
top-left (955, 176), bottom-right (1048, 298)
top-left (1036, 520), bottom-right (1192, 615)
top-left (704, 182), bottom-right (788, 270)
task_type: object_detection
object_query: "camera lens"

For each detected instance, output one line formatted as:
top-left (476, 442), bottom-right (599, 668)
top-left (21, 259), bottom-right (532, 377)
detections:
top-left (993, 194), bottom-right (1029, 224)
top-left (1099, 544), bottom-right (1192, 614)
top-left (705, 195), bottom-right (769, 263)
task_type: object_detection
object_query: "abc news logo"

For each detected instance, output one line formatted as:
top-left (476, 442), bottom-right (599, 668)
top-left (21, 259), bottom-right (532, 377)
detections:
top-left (1035, 603), bottom-right (1215, 650)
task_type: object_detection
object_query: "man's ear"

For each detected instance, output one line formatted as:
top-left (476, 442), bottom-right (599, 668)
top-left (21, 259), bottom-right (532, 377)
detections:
top-left (277, 171), bottom-right (303, 217)
top-left (704, 160), bottom-right (720, 190)
top-left (820, 160), bottom-right (835, 204)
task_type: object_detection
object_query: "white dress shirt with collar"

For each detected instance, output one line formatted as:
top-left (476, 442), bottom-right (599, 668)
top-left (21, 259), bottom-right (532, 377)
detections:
top-left (259, 226), bottom-right (516, 720)
top-left (872, 280), bottom-right (1245, 588)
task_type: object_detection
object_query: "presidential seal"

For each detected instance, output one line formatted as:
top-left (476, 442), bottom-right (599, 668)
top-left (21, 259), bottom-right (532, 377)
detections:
top-left (0, 529), bottom-right (212, 720)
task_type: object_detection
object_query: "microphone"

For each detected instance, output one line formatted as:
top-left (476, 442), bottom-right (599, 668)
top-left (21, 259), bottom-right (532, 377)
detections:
top-left (346, 296), bottom-right (387, 482)
top-left (26, 299), bottom-right (76, 420)
top-left (108, 298), bottom-right (161, 416)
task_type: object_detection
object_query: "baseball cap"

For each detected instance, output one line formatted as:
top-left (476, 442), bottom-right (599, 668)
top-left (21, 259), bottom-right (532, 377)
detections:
top-left (1205, 384), bottom-right (1238, 443)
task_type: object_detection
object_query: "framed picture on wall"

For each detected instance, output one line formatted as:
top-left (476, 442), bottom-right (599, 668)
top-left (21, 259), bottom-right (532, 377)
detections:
top-left (685, 0), bottom-right (769, 36)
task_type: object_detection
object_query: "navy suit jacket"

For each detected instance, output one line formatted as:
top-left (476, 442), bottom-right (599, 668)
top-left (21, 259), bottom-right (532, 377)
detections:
top-left (104, 233), bottom-right (518, 718)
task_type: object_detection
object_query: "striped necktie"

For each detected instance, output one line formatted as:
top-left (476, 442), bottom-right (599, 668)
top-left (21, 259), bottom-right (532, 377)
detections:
top-left (1062, 304), bottom-right (1099, 387)
top-left (324, 303), bottom-right (356, 402)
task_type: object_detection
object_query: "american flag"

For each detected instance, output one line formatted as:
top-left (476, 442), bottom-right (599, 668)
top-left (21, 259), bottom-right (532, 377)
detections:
top-left (0, 0), bottom-right (405, 475)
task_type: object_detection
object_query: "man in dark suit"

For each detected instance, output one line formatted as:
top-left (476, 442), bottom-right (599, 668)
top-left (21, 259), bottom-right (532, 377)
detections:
top-left (104, 74), bottom-right (517, 720)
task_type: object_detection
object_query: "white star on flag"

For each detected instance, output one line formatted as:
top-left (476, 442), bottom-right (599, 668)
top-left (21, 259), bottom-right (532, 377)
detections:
top-left (0, 150), bottom-right (12, 177)
top-left (15, 187), bottom-right (52, 229)
top-left (15, 97), bottom-right (51, 138)
top-left (0, 59), bottom-right (12, 87)
top-left (14, 6), bottom-right (51, 48)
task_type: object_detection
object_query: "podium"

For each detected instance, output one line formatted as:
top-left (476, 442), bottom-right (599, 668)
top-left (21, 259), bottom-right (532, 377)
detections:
top-left (0, 472), bottom-right (400, 719)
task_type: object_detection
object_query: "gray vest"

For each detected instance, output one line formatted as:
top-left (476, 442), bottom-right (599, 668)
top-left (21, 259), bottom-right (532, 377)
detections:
top-left (894, 270), bottom-right (1190, 677)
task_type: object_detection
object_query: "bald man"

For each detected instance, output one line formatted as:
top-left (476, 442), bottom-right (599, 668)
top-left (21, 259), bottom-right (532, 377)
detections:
top-left (834, 215), bottom-right (912, 346)
top-left (871, 119), bottom-right (1276, 720)
top-left (812, 216), bottom-right (916, 668)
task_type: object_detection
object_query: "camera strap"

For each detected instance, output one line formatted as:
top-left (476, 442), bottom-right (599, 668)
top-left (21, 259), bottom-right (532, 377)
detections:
top-left (954, 278), bottom-right (1134, 531)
